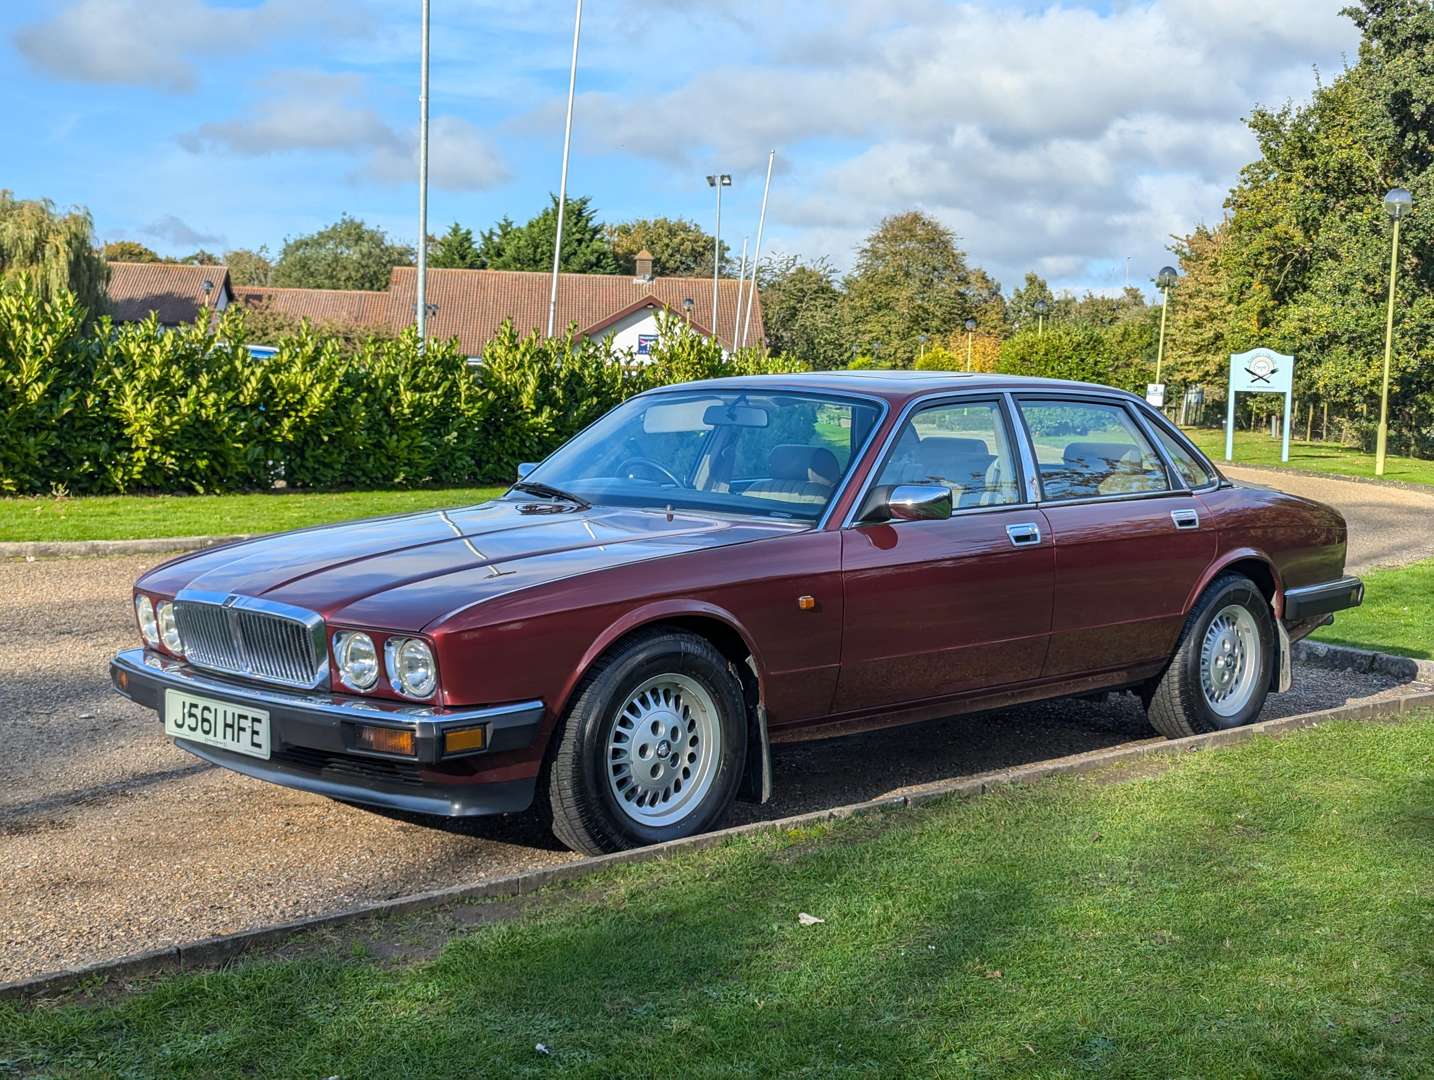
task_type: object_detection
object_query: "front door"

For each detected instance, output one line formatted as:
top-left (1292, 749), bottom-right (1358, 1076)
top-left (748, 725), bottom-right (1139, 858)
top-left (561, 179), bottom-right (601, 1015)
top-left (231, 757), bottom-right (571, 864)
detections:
top-left (835, 398), bottom-right (1054, 714)
top-left (1014, 395), bottom-right (1217, 678)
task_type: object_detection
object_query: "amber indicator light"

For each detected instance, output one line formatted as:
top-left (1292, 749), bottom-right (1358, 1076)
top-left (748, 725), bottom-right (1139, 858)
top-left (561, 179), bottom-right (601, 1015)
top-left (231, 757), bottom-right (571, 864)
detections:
top-left (444, 726), bottom-right (487, 755)
top-left (797, 595), bottom-right (817, 611)
top-left (354, 725), bottom-right (416, 756)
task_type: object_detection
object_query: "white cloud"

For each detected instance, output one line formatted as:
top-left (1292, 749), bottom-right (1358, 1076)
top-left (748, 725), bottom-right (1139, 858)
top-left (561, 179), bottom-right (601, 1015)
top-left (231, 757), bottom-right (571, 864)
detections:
top-left (179, 72), bottom-right (509, 193)
top-left (552, 0), bottom-right (1359, 291)
top-left (12, 0), bottom-right (370, 92)
top-left (141, 215), bottom-right (223, 247)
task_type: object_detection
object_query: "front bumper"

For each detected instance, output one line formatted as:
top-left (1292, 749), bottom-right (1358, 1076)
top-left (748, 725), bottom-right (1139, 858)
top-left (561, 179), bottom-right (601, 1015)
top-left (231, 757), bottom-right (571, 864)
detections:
top-left (1284, 576), bottom-right (1364, 622)
top-left (110, 648), bottom-right (544, 817)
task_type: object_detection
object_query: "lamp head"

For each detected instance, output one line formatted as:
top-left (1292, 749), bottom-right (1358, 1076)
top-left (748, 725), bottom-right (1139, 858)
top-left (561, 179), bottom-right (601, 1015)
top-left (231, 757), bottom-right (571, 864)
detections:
top-left (1384, 187), bottom-right (1413, 221)
top-left (1157, 266), bottom-right (1179, 290)
top-left (1033, 299), bottom-right (1048, 315)
top-left (965, 318), bottom-right (978, 332)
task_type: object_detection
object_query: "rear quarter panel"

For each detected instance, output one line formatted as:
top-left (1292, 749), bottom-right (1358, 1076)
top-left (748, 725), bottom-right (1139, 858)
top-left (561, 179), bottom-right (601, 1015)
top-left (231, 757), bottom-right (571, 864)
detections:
top-left (1196, 483), bottom-right (1347, 609)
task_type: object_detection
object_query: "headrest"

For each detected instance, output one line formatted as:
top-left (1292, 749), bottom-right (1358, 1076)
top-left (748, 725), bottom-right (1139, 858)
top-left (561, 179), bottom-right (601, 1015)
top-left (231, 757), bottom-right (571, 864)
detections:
top-left (1063, 441), bottom-right (1138, 469)
top-left (770, 444), bottom-right (840, 485)
top-left (915, 436), bottom-right (995, 481)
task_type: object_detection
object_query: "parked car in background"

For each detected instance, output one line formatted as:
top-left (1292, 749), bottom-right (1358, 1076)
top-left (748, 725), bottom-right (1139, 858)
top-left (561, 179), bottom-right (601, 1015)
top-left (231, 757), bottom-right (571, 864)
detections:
top-left (112, 372), bottom-right (1363, 854)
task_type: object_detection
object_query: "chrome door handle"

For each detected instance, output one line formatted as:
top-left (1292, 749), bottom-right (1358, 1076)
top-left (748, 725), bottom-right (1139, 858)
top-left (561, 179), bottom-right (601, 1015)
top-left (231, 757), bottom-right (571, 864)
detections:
top-left (1171, 509), bottom-right (1200, 531)
top-left (1006, 522), bottom-right (1041, 547)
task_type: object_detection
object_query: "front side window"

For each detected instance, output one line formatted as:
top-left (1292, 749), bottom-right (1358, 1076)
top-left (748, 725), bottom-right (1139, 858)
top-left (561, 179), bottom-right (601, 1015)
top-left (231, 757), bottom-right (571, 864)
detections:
top-left (1019, 399), bottom-right (1169, 501)
top-left (519, 390), bottom-right (881, 522)
top-left (873, 400), bottom-right (1022, 508)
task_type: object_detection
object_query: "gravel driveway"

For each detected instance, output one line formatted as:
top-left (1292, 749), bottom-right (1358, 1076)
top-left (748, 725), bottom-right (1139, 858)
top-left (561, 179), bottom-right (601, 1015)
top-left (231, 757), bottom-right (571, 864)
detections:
top-left (3, 470), bottom-right (1429, 982)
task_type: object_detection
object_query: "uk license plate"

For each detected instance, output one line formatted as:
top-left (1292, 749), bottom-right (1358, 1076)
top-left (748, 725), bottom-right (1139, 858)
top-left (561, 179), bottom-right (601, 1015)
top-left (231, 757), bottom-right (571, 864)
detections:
top-left (163, 689), bottom-right (270, 760)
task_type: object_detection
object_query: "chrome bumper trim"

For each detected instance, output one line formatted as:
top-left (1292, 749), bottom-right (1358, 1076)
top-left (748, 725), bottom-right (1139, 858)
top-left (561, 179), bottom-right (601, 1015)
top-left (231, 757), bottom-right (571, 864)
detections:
top-left (1284, 576), bottom-right (1364, 622)
top-left (110, 648), bottom-right (544, 762)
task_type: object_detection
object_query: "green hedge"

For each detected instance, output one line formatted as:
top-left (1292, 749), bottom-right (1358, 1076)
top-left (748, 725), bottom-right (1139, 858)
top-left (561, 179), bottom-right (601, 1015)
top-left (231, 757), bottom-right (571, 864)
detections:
top-left (0, 287), bottom-right (805, 495)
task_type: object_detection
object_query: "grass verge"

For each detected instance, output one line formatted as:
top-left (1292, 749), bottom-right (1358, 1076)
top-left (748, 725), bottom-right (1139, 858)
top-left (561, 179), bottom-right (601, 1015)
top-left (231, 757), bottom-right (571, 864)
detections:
top-left (1315, 557), bottom-right (1434, 659)
top-left (0, 487), bottom-right (507, 543)
top-left (6, 713), bottom-right (1434, 1078)
top-left (1185, 427), bottom-right (1434, 487)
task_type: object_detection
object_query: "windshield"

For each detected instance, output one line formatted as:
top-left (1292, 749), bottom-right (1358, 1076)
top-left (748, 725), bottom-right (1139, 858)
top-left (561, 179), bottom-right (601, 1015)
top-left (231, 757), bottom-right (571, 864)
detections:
top-left (515, 389), bottom-right (882, 522)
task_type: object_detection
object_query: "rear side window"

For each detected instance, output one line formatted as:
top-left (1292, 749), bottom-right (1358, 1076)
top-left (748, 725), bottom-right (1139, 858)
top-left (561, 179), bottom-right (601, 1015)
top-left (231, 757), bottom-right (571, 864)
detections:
top-left (874, 400), bottom-right (1022, 508)
top-left (1018, 399), bottom-right (1169, 501)
top-left (1149, 424), bottom-right (1216, 489)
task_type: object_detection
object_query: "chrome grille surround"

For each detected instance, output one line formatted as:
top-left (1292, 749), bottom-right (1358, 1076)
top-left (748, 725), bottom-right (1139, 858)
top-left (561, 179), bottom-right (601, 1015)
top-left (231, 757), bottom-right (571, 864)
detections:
top-left (173, 589), bottom-right (329, 690)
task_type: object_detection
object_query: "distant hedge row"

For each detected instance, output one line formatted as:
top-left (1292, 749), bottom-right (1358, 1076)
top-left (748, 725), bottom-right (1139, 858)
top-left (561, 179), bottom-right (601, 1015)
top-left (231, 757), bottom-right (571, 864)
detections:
top-left (0, 285), bottom-right (803, 496)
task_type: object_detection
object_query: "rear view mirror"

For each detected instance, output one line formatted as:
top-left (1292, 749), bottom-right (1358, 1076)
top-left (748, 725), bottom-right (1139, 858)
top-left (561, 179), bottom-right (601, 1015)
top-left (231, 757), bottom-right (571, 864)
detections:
top-left (886, 484), bottom-right (952, 522)
top-left (701, 403), bottom-right (770, 428)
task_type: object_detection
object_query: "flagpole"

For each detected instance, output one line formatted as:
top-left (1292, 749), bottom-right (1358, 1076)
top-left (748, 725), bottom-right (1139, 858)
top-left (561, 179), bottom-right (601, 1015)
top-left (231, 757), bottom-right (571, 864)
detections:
top-left (546, 0), bottom-right (583, 337)
top-left (415, 0), bottom-right (430, 347)
top-left (740, 149), bottom-right (774, 348)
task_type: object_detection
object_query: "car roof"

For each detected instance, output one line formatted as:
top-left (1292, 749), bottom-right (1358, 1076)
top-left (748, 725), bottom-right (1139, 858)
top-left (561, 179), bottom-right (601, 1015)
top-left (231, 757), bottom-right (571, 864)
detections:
top-left (650, 370), bottom-right (1141, 403)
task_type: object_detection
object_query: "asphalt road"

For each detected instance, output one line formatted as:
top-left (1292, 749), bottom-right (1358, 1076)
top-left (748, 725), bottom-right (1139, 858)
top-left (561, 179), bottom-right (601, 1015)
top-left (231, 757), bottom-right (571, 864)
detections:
top-left (2, 466), bottom-right (1430, 982)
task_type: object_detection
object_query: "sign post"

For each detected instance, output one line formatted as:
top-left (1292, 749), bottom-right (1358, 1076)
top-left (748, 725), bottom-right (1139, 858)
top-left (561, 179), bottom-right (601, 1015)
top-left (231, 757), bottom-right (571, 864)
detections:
top-left (1226, 348), bottom-right (1295, 463)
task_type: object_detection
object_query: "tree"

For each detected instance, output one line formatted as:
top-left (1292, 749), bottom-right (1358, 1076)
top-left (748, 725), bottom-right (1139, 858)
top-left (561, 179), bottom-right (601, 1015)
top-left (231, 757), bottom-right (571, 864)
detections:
top-left (179, 249), bottom-right (222, 266)
top-left (607, 217), bottom-right (726, 277)
top-left (477, 195), bottom-right (618, 275)
top-left (224, 247), bottom-right (273, 287)
top-left (272, 214), bottom-right (415, 291)
top-left (1170, 0), bottom-right (1434, 450)
top-left (0, 191), bottom-right (107, 317)
top-left (101, 240), bottom-right (160, 263)
top-left (844, 211), bottom-right (976, 366)
top-left (757, 255), bottom-right (850, 368)
top-left (431, 222), bottom-right (482, 269)
top-left (1006, 272), bottom-right (1056, 331)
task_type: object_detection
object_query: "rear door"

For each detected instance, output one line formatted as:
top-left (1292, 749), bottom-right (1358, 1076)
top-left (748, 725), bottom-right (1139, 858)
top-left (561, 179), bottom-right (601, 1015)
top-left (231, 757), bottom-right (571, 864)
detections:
top-left (835, 396), bottom-right (1054, 713)
top-left (1014, 395), bottom-right (1216, 678)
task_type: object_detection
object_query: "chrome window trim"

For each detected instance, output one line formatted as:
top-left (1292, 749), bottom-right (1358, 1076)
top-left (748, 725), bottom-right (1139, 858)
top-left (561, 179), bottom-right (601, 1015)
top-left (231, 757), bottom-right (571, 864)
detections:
top-left (175, 588), bottom-right (330, 690)
top-left (840, 388), bottom-right (1033, 529)
top-left (1009, 390), bottom-right (1181, 507)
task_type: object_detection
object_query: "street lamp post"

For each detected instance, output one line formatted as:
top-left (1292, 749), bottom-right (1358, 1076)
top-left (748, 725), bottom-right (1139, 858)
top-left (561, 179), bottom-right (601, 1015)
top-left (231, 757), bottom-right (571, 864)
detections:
top-left (1376, 188), bottom-right (1413, 476)
top-left (706, 173), bottom-right (731, 342)
top-left (1034, 299), bottom-right (1048, 337)
top-left (964, 317), bottom-right (977, 371)
top-left (1155, 266), bottom-right (1178, 387)
top-left (546, 0), bottom-right (584, 337)
top-left (416, 0), bottom-right (431, 346)
top-left (917, 334), bottom-right (929, 362)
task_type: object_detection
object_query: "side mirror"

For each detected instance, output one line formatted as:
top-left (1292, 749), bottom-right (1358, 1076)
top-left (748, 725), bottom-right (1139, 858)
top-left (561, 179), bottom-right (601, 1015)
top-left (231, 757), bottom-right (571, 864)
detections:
top-left (887, 484), bottom-right (952, 522)
top-left (516, 462), bottom-right (538, 480)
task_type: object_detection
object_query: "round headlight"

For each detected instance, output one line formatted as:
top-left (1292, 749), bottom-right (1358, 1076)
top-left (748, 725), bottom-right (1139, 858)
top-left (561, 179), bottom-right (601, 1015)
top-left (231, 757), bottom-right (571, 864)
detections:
top-left (135, 595), bottom-right (160, 647)
top-left (390, 638), bottom-right (437, 698)
top-left (156, 600), bottom-right (183, 655)
top-left (335, 631), bottom-right (379, 691)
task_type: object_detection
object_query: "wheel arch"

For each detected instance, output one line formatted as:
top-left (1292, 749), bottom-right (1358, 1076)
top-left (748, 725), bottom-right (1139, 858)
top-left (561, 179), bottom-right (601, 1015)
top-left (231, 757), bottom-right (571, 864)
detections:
top-left (1185, 548), bottom-right (1284, 618)
top-left (552, 600), bottom-right (767, 724)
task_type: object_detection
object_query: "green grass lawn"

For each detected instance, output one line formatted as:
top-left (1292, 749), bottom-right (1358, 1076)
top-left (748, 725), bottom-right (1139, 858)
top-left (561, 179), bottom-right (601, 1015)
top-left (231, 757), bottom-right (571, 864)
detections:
top-left (1185, 426), bottom-right (1434, 487)
top-left (7, 714), bottom-right (1434, 1078)
top-left (0, 487), bottom-right (507, 543)
top-left (1315, 557), bottom-right (1434, 659)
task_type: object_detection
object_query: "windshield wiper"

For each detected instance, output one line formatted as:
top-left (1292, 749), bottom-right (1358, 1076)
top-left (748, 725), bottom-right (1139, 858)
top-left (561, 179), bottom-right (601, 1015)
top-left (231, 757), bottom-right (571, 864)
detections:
top-left (510, 480), bottom-right (592, 511)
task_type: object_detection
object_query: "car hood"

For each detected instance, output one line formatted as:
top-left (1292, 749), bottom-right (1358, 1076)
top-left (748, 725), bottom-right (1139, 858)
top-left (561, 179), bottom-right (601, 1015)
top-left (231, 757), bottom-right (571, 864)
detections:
top-left (139, 499), bottom-right (806, 632)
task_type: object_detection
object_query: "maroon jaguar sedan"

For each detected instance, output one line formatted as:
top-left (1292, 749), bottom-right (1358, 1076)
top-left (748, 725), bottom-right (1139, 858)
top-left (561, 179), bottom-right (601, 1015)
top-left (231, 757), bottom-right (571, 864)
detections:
top-left (112, 372), bottom-right (1363, 854)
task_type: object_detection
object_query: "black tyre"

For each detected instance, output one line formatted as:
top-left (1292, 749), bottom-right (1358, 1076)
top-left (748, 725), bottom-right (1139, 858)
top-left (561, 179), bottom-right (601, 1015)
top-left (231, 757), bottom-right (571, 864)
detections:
top-left (1146, 572), bottom-right (1276, 739)
top-left (546, 629), bottom-right (747, 855)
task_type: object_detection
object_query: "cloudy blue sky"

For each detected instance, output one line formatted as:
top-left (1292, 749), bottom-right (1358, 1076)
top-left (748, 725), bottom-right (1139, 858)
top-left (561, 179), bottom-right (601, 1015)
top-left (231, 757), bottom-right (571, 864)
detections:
top-left (4, 0), bottom-right (1359, 295)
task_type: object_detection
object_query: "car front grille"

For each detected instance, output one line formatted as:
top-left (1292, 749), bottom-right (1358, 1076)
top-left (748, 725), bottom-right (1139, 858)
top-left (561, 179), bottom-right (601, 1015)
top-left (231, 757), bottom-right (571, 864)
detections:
top-left (174, 593), bottom-right (326, 689)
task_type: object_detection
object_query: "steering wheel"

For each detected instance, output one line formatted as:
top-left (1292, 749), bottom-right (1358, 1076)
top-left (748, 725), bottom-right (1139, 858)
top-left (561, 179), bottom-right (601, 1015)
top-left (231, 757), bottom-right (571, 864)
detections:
top-left (618, 457), bottom-right (682, 486)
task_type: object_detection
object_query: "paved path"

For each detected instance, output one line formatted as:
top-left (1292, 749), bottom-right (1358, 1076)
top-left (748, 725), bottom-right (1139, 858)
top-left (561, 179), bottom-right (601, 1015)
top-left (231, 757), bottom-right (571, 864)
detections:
top-left (2, 549), bottom-right (1426, 981)
top-left (1223, 465), bottom-right (1434, 572)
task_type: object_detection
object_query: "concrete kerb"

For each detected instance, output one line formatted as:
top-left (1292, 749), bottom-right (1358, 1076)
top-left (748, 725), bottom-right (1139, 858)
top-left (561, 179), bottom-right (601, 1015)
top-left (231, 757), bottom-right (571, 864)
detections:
top-left (6, 680), bottom-right (1434, 1005)
top-left (1, 536), bottom-right (253, 560)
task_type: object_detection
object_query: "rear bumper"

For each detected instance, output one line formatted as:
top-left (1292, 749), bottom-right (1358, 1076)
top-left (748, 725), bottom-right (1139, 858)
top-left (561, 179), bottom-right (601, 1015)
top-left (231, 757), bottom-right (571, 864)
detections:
top-left (1283, 576), bottom-right (1364, 622)
top-left (110, 648), bottom-right (543, 817)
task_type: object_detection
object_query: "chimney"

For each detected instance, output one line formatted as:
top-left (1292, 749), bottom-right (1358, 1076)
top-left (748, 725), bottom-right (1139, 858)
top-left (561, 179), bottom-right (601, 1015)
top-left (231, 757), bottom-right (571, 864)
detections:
top-left (634, 249), bottom-right (654, 282)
